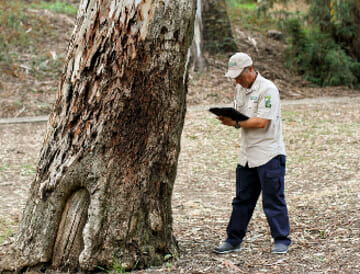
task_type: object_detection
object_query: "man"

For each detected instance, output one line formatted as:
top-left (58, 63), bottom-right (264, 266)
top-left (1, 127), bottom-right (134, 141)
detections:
top-left (214, 53), bottom-right (291, 254)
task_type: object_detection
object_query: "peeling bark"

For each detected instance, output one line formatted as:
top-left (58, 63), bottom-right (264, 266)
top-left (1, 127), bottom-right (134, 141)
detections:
top-left (0, 0), bottom-right (195, 272)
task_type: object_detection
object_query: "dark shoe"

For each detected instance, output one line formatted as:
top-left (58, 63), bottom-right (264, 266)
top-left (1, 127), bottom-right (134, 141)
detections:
top-left (271, 243), bottom-right (289, 254)
top-left (214, 242), bottom-right (241, 254)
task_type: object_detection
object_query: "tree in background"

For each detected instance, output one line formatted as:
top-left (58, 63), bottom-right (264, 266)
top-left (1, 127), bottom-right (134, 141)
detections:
top-left (202, 0), bottom-right (238, 54)
top-left (191, 0), bottom-right (237, 71)
top-left (0, 0), bottom-right (195, 272)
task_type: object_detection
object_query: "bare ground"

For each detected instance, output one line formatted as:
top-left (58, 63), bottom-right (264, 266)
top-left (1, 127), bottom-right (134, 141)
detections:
top-left (1, 96), bottom-right (359, 273)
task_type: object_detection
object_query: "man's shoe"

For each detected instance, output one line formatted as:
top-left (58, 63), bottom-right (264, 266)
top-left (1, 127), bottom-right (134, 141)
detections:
top-left (214, 242), bottom-right (241, 254)
top-left (271, 243), bottom-right (289, 254)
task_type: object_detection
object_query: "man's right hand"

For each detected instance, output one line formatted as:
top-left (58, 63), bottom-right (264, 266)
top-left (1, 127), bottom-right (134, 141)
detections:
top-left (217, 116), bottom-right (236, 127)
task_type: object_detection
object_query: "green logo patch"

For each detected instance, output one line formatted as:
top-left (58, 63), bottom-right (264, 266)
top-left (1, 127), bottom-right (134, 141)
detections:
top-left (229, 62), bottom-right (237, 67)
top-left (250, 96), bottom-right (257, 100)
top-left (265, 96), bottom-right (272, 108)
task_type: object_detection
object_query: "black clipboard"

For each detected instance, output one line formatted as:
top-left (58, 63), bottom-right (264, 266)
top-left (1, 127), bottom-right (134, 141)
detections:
top-left (209, 107), bottom-right (249, 121)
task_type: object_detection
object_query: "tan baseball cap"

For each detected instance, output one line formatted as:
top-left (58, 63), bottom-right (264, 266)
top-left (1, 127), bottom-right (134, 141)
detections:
top-left (225, 53), bottom-right (253, 78)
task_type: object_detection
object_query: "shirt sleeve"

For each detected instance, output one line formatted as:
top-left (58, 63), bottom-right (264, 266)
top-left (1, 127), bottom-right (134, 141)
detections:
top-left (256, 87), bottom-right (279, 120)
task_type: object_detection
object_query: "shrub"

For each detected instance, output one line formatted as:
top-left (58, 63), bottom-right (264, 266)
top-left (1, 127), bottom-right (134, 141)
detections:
top-left (309, 0), bottom-right (358, 57)
top-left (283, 17), bottom-right (359, 87)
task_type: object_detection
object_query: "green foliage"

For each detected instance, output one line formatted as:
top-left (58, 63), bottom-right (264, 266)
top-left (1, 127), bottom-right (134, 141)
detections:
top-left (281, 0), bottom-right (360, 87)
top-left (31, 1), bottom-right (78, 16)
top-left (309, 0), bottom-right (358, 53)
top-left (255, 0), bottom-right (288, 17)
top-left (226, 0), bottom-right (359, 87)
top-left (96, 261), bottom-right (127, 273)
top-left (96, 257), bottom-right (141, 273)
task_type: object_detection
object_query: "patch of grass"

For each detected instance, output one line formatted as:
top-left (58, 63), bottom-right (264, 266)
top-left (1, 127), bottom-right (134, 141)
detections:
top-left (225, 0), bottom-right (278, 33)
top-left (0, 217), bottom-right (15, 244)
top-left (30, 54), bottom-right (64, 80)
top-left (21, 164), bottom-right (36, 175)
top-left (0, 164), bottom-right (9, 172)
top-left (226, 0), bottom-right (257, 10)
top-left (282, 110), bottom-right (300, 123)
top-left (0, 0), bottom-right (56, 76)
top-left (97, 262), bottom-right (126, 273)
top-left (96, 255), bottom-right (141, 273)
top-left (0, 1), bottom-right (50, 46)
top-left (31, 1), bottom-right (78, 17)
top-left (0, 2), bottom-right (31, 68)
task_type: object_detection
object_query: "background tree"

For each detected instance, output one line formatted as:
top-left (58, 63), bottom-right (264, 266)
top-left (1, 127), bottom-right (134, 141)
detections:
top-left (190, 0), bottom-right (237, 71)
top-left (190, 0), bottom-right (207, 71)
top-left (202, 0), bottom-right (237, 54)
top-left (0, 0), bottom-right (195, 272)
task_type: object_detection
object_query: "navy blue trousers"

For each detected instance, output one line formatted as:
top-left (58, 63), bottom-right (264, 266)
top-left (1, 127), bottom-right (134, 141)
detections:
top-left (226, 155), bottom-right (291, 246)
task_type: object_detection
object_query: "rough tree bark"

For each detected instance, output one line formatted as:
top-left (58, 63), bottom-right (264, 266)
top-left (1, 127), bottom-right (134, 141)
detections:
top-left (0, 0), bottom-right (195, 272)
top-left (190, 0), bottom-right (237, 71)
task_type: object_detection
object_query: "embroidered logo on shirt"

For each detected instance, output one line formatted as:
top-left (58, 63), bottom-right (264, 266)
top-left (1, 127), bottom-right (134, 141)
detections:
top-left (265, 96), bottom-right (272, 108)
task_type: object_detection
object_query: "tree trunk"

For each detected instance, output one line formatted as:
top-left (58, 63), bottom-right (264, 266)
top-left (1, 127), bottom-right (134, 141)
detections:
top-left (190, 0), bottom-right (207, 71)
top-left (190, 0), bottom-right (237, 71)
top-left (202, 0), bottom-right (237, 54)
top-left (0, 0), bottom-right (195, 272)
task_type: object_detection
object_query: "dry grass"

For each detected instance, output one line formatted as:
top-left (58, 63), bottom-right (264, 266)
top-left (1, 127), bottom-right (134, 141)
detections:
top-left (168, 97), bottom-right (360, 273)
top-left (1, 97), bottom-right (359, 272)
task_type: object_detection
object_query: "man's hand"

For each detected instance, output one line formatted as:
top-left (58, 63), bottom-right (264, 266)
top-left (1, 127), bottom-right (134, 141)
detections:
top-left (217, 116), bottom-right (236, 127)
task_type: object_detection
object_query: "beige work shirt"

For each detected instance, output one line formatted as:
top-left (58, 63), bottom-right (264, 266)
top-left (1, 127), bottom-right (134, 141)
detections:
top-left (234, 73), bottom-right (286, 168)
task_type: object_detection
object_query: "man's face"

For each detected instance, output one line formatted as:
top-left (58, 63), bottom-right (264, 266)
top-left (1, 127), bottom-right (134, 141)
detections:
top-left (235, 66), bottom-right (252, 88)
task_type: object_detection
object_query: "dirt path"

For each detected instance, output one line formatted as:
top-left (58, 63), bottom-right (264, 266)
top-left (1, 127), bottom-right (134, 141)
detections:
top-left (1, 96), bottom-right (359, 272)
